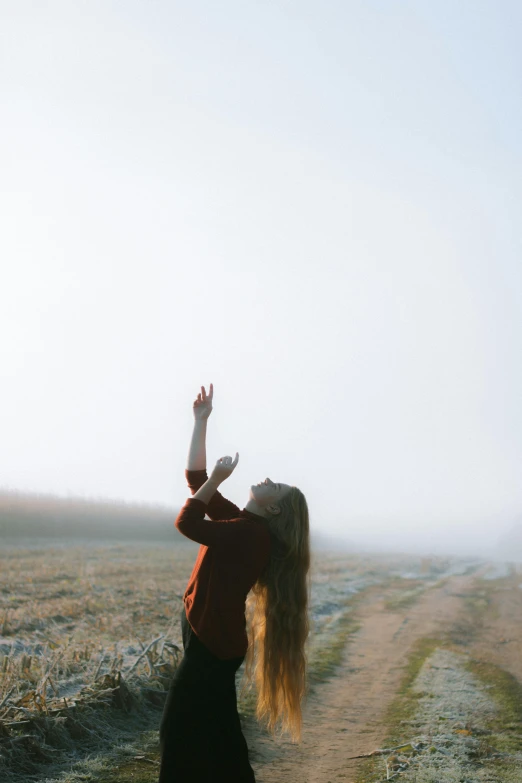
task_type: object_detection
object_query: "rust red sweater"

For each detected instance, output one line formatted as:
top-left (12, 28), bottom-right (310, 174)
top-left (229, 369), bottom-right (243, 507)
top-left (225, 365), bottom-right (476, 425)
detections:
top-left (174, 470), bottom-right (272, 659)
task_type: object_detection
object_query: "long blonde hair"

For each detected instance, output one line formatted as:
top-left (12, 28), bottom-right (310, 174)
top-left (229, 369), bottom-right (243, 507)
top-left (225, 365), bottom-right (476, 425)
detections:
top-left (240, 486), bottom-right (311, 743)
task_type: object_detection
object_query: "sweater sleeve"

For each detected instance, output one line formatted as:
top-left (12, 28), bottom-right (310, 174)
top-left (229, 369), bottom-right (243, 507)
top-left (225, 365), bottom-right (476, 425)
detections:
top-left (185, 469), bottom-right (242, 521)
top-left (175, 497), bottom-right (257, 547)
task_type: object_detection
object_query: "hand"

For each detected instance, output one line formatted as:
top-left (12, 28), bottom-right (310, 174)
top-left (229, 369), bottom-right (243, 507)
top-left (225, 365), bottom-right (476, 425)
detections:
top-left (193, 384), bottom-right (213, 421)
top-left (210, 453), bottom-right (239, 483)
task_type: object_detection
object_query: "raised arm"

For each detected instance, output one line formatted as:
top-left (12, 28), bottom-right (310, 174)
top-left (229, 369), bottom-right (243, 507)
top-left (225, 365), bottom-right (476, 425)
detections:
top-left (184, 384), bottom-right (241, 521)
top-left (186, 384), bottom-right (213, 470)
top-left (176, 455), bottom-right (246, 546)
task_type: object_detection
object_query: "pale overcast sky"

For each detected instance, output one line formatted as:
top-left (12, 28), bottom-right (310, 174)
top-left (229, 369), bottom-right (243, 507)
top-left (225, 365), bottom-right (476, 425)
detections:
top-left (1, 1), bottom-right (521, 551)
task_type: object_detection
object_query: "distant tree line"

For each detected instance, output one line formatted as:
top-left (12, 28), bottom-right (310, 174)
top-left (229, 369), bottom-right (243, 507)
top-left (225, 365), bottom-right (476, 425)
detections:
top-left (0, 488), bottom-right (355, 550)
top-left (0, 489), bottom-right (186, 541)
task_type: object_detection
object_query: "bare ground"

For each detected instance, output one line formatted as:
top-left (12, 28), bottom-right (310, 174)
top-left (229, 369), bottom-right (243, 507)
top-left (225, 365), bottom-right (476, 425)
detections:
top-left (467, 569), bottom-right (522, 683)
top-left (245, 569), bottom-right (497, 783)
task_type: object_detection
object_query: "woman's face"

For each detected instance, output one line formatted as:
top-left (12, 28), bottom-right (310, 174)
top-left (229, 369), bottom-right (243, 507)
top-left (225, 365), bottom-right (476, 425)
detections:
top-left (249, 477), bottom-right (292, 508)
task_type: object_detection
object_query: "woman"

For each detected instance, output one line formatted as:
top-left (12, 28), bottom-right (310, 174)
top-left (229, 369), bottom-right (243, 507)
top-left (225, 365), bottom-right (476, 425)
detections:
top-left (158, 384), bottom-right (311, 783)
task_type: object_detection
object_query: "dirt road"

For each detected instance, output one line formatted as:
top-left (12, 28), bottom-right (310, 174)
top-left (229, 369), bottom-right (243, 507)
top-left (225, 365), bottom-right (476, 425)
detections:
top-left (244, 570), bottom-right (497, 783)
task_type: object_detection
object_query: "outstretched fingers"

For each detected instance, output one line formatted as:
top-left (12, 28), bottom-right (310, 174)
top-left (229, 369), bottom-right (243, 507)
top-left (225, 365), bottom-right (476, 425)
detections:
top-left (200, 383), bottom-right (213, 401)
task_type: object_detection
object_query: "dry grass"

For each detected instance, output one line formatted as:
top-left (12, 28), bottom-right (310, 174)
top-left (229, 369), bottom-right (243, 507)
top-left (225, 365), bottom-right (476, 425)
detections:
top-left (0, 540), bottom-right (196, 781)
top-left (0, 540), bottom-right (478, 781)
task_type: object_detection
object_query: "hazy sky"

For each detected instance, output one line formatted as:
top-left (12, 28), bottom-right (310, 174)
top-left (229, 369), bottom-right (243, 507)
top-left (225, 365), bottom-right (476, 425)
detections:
top-left (2, 1), bottom-right (521, 550)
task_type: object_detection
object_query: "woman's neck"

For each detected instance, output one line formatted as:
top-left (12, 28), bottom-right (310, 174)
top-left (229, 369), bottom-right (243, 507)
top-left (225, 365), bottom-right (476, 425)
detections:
top-left (243, 498), bottom-right (268, 518)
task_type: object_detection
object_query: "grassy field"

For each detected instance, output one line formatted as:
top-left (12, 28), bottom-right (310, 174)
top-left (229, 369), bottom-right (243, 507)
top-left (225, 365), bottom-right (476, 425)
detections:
top-left (0, 539), bottom-right (481, 782)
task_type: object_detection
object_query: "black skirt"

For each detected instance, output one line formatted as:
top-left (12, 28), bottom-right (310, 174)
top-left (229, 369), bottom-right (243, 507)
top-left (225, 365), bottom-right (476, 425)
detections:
top-left (158, 606), bottom-right (256, 782)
